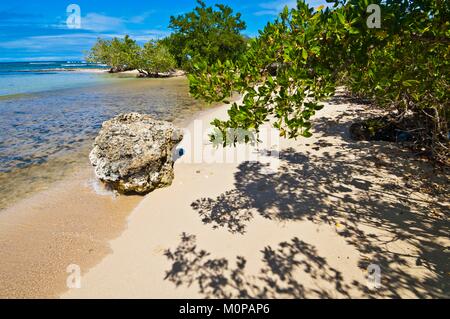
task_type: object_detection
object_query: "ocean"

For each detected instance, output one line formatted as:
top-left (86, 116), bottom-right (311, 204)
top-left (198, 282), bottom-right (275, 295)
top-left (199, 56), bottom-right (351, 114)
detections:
top-left (0, 62), bottom-right (206, 210)
top-left (0, 61), bottom-right (112, 96)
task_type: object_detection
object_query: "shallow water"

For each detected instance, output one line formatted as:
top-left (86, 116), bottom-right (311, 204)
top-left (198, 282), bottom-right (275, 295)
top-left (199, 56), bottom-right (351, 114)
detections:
top-left (0, 76), bottom-right (208, 210)
top-left (0, 72), bottom-right (117, 96)
top-left (0, 61), bottom-right (111, 96)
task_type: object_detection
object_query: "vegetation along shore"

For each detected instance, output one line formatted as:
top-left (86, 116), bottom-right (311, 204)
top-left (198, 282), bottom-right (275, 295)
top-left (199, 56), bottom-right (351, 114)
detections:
top-left (0, 0), bottom-right (448, 299)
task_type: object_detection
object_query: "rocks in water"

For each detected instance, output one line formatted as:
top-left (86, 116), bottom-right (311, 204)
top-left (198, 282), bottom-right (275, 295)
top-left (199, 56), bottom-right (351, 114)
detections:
top-left (89, 113), bottom-right (183, 194)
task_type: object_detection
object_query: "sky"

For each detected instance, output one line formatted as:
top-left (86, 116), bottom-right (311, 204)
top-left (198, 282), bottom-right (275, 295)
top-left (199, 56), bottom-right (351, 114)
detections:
top-left (0, 0), bottom-right (327, 62)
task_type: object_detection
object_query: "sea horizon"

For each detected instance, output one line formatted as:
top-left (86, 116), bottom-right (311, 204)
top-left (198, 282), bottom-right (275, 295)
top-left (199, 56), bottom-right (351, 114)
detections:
top-left (0, 60), bottom-right (112, 96)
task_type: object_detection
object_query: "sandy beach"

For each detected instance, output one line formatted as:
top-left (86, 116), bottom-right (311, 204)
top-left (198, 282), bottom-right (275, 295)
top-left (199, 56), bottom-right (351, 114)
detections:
top-left (57, 91), bottom-right (449, 299)
top-left (0, 166), bottom-right (142, 298)
top-left (0, 76), bottom-right (209, 298)
top-left (1, 0), bottom-right (447, 303)
top-left (71, 69), bottom-right (186, 78)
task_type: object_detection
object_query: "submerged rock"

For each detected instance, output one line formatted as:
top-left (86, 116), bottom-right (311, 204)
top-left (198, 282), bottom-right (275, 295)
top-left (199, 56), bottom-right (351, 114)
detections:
top-left (89, 113), bottom-right (183, 194)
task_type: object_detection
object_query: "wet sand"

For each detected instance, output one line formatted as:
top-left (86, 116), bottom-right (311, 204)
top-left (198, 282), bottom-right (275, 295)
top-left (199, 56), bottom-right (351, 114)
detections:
top-left (0, 163), bottom-right (141, 298)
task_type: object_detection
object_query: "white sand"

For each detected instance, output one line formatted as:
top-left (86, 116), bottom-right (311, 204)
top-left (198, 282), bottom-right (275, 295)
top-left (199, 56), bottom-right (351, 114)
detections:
top-left (70, 68), bottom-right (109, 73)
top-left (72, 69), bottom-right (186, 77)
top-left (62, 93), bottom-right (450, 299)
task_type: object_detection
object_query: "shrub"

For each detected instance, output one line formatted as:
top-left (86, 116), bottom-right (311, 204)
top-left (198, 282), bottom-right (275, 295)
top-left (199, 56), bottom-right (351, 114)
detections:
top-left (86, 35), bottom-right (141, 73)
top-left (137, 42), bottom-right (176, 77)
top-left (87, 37), bottom-right (177, 77)
top-left (188, 0), bottom-right (449, 162)
top-left (165, 0), bottom-right (247, 69)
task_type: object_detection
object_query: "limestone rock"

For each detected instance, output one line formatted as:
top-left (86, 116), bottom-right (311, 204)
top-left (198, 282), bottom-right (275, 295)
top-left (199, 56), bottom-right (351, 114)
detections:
top-left (89, 113), bottom-right (183, 194)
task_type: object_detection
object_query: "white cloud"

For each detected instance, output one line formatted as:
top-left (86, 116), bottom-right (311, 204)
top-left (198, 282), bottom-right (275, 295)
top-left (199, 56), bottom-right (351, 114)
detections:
top-left (254, 0), bottom-right (328, 16)
top-left (129, 11), bottom-right (156, 24)
top-left (0, 34), bottom-right (101, 50)
top-left (0, 30), bottom-right (171, 52)
top-left (50, 11), bottom-right (159, 32)
top-left (132, 29), bottom-right (171, 42)
top-left (49, 13), bottom-right (125, 32)
top-left (80, 13), bottom-right (125, 32)
top-left (254, 0), bottom-right (297, 16)
top-left (0, 56), bottom-right (82, 62)
top-left (0, 11), bottom-right (172, 60)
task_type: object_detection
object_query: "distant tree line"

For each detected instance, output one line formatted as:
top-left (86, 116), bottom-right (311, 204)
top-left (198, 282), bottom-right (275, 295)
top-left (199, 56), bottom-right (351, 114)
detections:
top-left (86, 0), bottom-right (248, 76)
top-left (86, 36), bottom-right (176, 77)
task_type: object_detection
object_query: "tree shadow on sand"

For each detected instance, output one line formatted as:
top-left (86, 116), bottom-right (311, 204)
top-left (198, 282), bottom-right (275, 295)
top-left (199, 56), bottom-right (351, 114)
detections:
top-left (164, 233), bottom-right (351, 298)
top-left (170, 103), bottom-right (449, 298)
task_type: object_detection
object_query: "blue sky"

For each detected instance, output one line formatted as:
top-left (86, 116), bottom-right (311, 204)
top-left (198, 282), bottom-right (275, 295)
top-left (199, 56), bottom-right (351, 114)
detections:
top-left (0, 0), bottom-right (327, 62)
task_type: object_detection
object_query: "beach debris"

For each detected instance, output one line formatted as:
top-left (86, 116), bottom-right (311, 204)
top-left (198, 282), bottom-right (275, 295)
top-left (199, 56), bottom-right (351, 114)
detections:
top-left (89, 113), bottom-right (183, 194)
top-left (173, 146), bottom-right (185, 161)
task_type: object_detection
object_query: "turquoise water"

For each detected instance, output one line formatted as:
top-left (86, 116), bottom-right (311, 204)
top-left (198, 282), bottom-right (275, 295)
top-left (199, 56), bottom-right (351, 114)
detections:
top-left (0, 67), bottom-right (206, 210)
top-left (0, 61), bottom-right (110, 96)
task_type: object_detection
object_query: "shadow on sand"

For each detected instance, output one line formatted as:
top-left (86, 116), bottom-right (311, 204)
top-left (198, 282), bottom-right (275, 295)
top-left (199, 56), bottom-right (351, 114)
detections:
top-left (164, 233), bottom-right (351, 298)
top-left (165, 99), bottom-right (449, 298)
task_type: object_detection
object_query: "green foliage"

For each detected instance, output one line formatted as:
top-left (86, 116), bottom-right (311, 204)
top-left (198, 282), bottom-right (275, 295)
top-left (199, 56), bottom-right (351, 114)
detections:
top-left (86, 36), bottom-right (177, 77)
top-left (189, 0), bottom-right (450, 162)
top-left (159, 33), bottom-right (187, 68)
top-left (166, 0), bottom-right (247, 69)
top-left (86, 35), bottom-right (141, 72)
top-left (138, 41), bottom-right (176, 76)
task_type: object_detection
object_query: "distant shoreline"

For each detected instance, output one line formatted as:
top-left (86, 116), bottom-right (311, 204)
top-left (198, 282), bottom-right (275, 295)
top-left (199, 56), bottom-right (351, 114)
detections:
top-left (0, 65), bottom-right (187, 98)
top-left (71, 68), bottom-right (187, 78)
